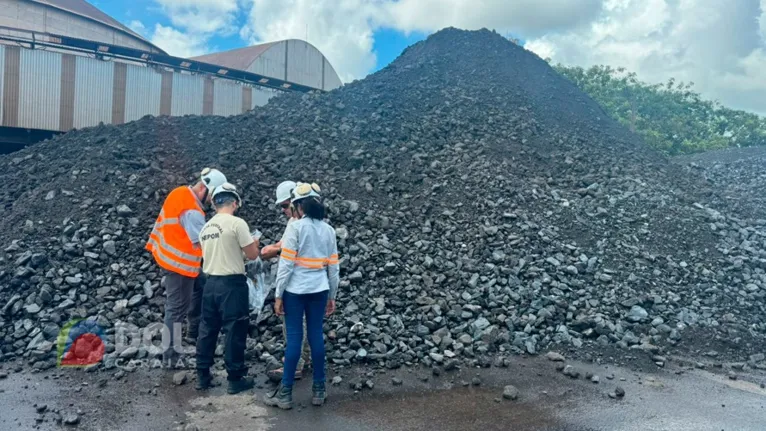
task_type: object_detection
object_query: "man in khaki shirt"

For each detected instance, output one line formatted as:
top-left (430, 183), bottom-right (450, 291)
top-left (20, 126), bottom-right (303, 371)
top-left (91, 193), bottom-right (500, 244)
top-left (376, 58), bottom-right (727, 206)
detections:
top-left (195, 183), bottom-right (260, 394)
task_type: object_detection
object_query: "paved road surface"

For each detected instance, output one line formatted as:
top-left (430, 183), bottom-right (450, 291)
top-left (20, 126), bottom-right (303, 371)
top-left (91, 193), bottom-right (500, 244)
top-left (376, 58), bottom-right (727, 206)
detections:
top-left (1, 354), bottom-right (764, 430)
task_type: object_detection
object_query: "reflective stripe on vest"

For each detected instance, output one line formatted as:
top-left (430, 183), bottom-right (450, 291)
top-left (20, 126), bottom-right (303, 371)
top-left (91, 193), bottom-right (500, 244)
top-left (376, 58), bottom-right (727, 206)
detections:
top-left (150, 227), bottom-right (201, 262)
top-left (280, 248), bottom-right (339, 269)
top-left (153, 217), bottom-right (179, 229)
top-left (147, 238), bottom-right (201, 274)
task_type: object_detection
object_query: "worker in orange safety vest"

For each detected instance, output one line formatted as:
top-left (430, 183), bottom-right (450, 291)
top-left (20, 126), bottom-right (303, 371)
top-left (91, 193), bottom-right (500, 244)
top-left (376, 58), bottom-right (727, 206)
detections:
top-left (145, 167), bottom-right (228, 366)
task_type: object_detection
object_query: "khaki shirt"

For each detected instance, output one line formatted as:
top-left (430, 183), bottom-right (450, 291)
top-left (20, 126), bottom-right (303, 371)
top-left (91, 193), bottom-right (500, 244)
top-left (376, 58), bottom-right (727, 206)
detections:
top-left (199, 213), bottom-right (254, 276)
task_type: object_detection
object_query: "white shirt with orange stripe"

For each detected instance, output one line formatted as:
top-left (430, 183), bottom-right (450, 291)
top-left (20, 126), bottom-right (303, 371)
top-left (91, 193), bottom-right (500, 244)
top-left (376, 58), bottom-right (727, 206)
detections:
top-left (275, 217), bottom-right (340, 300)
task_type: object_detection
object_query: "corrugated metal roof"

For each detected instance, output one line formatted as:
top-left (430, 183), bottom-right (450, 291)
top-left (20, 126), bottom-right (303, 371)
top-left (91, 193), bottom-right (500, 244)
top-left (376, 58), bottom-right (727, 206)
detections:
top-left (29, 0), bottom-right (158, 49)
top-left (190, 42), bottom-right (277, 71)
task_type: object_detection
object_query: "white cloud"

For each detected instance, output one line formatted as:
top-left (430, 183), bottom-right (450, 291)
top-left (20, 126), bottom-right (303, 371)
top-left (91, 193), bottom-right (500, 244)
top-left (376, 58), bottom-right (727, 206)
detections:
top-left (240, 0), bottom-right (381, 82)
top-left (760, 0), bottom-right (766, 40)
top-left (128, 20), bottom-right (147, 36)
top-left (154, 0), bottom-right (240, 34)
top-left (131, 0), bottom-right (766, 114)
top-left (150, 24), bottom-right (210, 58)
top-left (237, 0), bottom-right (603, 83)
top-left (129, 0), bottom-right (242, 58)
top-left (382, 0), bottom-right (603, 37)
top-left (524, 0), bottom-right (766, 114)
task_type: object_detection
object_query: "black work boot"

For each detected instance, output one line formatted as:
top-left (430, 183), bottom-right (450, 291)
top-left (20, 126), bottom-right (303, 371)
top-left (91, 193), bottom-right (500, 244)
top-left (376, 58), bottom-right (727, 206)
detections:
top-left (227, 376), bottom-right (255, 395)
top-left (195, 369), bottom-right (213, 391)
top-left (263, 384), bottom-right (293, 410)
top-left (312, 382), bottom-right (326, 406)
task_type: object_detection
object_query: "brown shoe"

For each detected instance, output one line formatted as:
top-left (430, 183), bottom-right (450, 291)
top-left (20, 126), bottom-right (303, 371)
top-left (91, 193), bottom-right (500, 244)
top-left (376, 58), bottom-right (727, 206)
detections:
top-left (266, 367), bottom-right (302, 382)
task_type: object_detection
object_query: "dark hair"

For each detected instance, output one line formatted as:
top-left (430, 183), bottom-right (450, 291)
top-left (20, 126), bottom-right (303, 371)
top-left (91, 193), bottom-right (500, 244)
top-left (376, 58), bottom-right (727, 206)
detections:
top-left (213, 193), bottom-right (238, 208)
top-left (296, 197), bottom-right (325, 220)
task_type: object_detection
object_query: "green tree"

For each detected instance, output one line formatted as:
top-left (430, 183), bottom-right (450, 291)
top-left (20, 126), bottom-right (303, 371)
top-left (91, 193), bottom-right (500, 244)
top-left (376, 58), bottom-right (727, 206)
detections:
top-left (553, 64), bottom-right (766, 155)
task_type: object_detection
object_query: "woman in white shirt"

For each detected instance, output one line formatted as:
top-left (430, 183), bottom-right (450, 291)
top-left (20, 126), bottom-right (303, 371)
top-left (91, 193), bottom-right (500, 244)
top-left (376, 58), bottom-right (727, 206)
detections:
top-left (263, 183), bottom-right (339, 410)
top-left (262, 181), bottom-right (311, 382)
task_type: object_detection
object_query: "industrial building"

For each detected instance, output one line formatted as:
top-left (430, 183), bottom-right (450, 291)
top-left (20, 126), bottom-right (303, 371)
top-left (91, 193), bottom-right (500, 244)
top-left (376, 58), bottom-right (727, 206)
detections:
top-left (0, 0), bottom-right (342, 151)
top-left (0, 0), bottom-right (164, 53)
top-left (191, 40), bottom-right (342, 93)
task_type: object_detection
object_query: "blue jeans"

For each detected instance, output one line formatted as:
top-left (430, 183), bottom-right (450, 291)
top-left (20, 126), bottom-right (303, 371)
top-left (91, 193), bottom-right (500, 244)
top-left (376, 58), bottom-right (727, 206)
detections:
top-left (282, 290), bottom-right (328, 388)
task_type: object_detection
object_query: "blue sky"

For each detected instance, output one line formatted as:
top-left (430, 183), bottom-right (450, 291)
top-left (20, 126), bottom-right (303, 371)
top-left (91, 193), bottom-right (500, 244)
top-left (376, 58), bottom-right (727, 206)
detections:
top-left (94, 0), bottom-right (246, 55)
top-left (371, 29), bottom-right (428, 71)
top-left (88, 0), bottom-right (766, 114)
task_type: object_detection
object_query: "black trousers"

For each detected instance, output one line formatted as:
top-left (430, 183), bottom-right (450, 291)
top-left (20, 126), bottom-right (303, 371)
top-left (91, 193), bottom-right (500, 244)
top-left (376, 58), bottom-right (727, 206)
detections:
top-left (195, 274), bottom-right (249, 380)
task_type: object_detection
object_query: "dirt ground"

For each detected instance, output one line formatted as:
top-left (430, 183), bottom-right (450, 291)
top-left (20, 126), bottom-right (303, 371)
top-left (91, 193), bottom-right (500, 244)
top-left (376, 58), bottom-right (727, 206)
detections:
top-left (1, 352), bottom-right (765, 431)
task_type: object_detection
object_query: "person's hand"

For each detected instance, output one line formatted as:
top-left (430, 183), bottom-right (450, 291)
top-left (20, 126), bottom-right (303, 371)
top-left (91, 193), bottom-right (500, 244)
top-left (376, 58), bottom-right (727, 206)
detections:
top-left (274, 298), bottom-right (284, 316)
top-left (325, 299), bottom-right (336, 317)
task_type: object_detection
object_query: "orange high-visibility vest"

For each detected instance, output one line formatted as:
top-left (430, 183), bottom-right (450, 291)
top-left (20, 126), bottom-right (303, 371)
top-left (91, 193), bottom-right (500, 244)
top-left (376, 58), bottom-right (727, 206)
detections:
top-left (145, 186), bottom-right (204, 278)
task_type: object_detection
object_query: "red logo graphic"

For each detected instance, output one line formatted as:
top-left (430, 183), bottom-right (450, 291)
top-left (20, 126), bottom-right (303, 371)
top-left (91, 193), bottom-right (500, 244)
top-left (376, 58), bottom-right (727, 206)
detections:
top-left (57, 319), bottom-right (105, 367)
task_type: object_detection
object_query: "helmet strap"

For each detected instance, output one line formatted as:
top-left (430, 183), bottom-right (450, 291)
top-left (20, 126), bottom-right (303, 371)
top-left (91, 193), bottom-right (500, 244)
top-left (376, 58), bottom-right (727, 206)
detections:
top-left (202, 187), bottom-right (210, 206)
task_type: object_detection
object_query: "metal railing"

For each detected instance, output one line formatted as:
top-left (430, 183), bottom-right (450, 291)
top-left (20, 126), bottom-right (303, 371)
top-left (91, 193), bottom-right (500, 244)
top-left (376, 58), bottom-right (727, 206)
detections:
top-left (0, 26), bottom-right (321, 94)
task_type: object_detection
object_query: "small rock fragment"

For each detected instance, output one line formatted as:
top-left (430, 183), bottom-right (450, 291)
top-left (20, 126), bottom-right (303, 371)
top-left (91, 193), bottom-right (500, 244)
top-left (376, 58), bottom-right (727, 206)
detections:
top-left (116, 205), bottom-right (133, 216)
top-left (614, 386), bottom-right (625, 398)
top-left (63, 413), bottom-right (80, 425)
top-left (562, 365), bottom-right (581, 379)
top-left (546, 352), bottom-right (566, 362)
top-left (444, 359), bottom-right (460, 371)
top-left (502, 385), bottom-right (519, 400)
top-left (173, 371), bottom-right (188, 386)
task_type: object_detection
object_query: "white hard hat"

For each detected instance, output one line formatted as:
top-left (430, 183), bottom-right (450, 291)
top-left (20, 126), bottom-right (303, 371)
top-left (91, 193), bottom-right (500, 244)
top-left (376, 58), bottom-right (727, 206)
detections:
top-left (200, 168), bottom-right (227, 191)
top-left (291, 182), bottom-right (321, 203)
top-left (211, 182), bottom-right (242, 206)
top-left (275, 181), bottom-right (297, 205)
